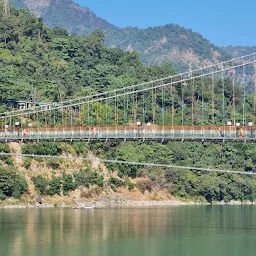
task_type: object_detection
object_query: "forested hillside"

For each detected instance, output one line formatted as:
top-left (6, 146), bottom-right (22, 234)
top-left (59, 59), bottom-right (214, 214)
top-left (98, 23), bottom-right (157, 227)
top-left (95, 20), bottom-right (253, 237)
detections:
top-left (0, 5), bottom-right (176, 103)
top-left (9, 0), bottom-right (230, 70)
top-left (106, 25), bottom-right (230, 68)
top-left (0, 5), bottom-right (256, 205)
top-left (223, 46), bottom-right (256, 58)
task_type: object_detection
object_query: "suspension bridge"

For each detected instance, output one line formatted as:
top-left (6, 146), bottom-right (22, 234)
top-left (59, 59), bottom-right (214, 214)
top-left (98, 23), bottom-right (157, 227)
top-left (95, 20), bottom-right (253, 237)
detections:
top-left (1, 53), bottom-right (256, 143)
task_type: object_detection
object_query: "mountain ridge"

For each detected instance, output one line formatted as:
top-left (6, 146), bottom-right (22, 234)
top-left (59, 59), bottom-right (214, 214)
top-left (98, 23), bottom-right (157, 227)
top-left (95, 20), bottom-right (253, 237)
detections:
top-left (9, 0), bottom-right (234, 69)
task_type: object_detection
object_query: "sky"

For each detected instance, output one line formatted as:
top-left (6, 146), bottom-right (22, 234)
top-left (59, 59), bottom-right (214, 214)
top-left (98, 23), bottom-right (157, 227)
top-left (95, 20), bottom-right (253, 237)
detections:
top-left (74, 0), bottom-right (256, 47)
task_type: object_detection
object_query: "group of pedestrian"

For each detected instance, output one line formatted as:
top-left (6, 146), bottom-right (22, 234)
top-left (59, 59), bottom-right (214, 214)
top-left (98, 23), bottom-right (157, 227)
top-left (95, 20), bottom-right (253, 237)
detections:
top-left (91, 127), bottom-right (102, 137)
top-left (4, 128), bottom-right (29, 137)
top-left (218, 126), bottom-right (244, 138)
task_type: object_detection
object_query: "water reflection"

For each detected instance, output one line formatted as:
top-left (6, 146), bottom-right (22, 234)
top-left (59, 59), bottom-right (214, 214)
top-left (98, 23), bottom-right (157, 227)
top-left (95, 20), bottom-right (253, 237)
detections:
top-left (0, 206), bottom-right (256, 256)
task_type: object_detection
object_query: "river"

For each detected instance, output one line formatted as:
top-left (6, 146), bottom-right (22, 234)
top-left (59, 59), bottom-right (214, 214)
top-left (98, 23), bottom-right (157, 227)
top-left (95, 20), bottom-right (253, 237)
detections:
top-left (0, 206), bottom-right (255, 256)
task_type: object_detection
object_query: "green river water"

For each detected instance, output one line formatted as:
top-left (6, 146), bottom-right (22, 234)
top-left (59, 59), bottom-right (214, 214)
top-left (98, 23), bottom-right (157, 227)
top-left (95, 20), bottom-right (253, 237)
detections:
top-left (0, 206), bottom-right (255, 256)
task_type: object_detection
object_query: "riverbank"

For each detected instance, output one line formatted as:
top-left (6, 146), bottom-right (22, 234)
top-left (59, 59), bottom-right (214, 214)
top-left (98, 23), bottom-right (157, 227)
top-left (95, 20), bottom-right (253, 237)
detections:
top-left (0, 198), bottom-right (199, 209)
top-left (0, 197), bottom-right (255, 209)
top-left (2, 142), bottom-right (256, 211)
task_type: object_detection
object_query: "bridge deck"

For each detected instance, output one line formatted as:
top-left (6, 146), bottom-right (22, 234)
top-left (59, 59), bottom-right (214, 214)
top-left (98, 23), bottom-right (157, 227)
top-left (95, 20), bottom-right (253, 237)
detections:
top-left (0, 130), bottom-right (254, 143)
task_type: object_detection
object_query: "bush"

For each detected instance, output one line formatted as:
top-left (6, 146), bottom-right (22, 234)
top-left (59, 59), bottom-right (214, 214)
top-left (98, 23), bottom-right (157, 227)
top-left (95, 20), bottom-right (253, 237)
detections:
top-left (72, 142), bottom-right (89, 156)
top-left (0, 192), bottom-right (6, 200)
top-left (75, 168), bottom-right (104, 187)
top-left (0, 156), bottom-right (13, 165)
top-left (62, 173), bottom-right (76, 195)
top-left (12, 179), bottom-right (29, 198)
top-left (22, 142), bottom-right (62, 156)
top-left (48, 177), bottom-right (62, 195)
top-left (32, 176), bottom-right (49, 195)
top-left (33, 174), bottom-right (77, 196)
top-left (23, 157), bottom-right (32, 169)
top-left (124, 178), bottom-right (135, 191)
top-left (109, 177), bottom-right (124, 188)
top-left (0, 167), bottom-right (28, 199)
top-left (0, 144), bottom-right (13, 165)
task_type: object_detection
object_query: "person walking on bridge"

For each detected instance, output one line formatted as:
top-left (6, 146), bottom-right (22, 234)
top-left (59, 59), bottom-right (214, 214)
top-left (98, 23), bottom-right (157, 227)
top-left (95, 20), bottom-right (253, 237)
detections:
top-left (218, 127), bottom-right (224, 137)
top-left (239, 127), bottom-right (244, 138)
top-left (93, 127), bottom-right (97, 137)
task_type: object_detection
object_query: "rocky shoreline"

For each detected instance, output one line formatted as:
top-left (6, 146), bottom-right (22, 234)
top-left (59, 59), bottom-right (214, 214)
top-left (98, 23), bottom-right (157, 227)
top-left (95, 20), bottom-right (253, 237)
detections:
top-left (0, 199), bottom-right (197, 209)
top-left (0, 198), bottom-right (255, 209)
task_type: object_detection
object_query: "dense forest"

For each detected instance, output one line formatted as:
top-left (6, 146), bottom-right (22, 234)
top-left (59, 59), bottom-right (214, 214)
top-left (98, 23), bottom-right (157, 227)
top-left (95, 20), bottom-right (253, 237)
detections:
top-left (0, 5), bottom-right (177, 103)
top-left (0, 5), bottom-right (256, 204)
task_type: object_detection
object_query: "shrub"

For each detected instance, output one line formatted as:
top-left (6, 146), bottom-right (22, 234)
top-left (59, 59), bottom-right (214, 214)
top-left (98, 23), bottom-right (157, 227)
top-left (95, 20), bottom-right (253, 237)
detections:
top-left (22, 142), bottom-right (62, 156)
top-left (124, 178), bottom-right (135, 191)
top-left (72, 142), bottom-right (89, 156)
top-left (12, 179), bottom-right (28, 198)
top-left (117, 165), bottom-right (138, 178)
top-left (128, 183), bottom-right (135, 191)
top-left (109, 177), bottom-right (124, 188)
top-left (62, 173), bottom-right (76, 195)
top-left (48, 177), bottom-right (62, 195)
top-left (0, 167), bottom-right (28, 198)
top-left (0, 144), bottom-right (13, 165)
top-left (75, 168), bottom-right (104, 187)
top-left (23, 157), bottom-right (32, 169)
top-left (0, 192), bottom-right (6, 200)
top-left (32, 176), bottom-right (49, 195)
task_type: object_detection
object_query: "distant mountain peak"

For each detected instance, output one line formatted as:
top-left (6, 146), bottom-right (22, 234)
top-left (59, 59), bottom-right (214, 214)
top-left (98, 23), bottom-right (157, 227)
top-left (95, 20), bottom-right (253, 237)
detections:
top-left (10, 0), bottom-right (116, 35)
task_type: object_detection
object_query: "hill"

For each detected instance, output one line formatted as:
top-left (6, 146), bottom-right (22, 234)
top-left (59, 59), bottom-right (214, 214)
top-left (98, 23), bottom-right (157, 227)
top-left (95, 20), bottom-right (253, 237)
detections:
top-left (223, 46), bottom-right (256, 58)
top-left (10, 0), bottom-right (230, 70)
top-left (10, 0), bottom-right (117, 35)
top-left (106, 24), bottom-right (230, 69)
top-left (0, 3), bottom-right (177, 103)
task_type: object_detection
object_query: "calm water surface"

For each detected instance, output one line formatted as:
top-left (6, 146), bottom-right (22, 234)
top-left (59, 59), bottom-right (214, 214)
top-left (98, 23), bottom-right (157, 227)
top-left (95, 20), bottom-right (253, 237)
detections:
top-left (0, 206), bottom-right (255, 256)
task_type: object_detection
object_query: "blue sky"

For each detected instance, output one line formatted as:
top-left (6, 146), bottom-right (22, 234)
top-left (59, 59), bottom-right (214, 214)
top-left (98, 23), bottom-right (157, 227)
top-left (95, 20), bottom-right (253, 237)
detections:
top-left (74, 0), bottom-right (256, 47)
